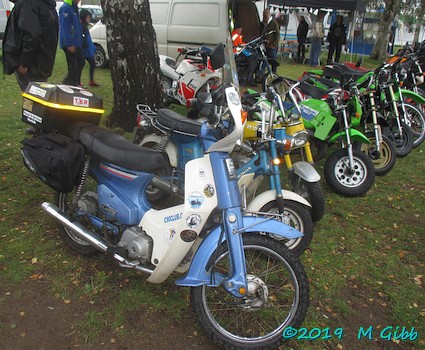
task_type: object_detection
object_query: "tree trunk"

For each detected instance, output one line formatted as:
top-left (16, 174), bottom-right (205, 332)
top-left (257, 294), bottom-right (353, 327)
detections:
top-left (413, 23), bottom-right (421, 46)
top-left (100, 0), bottom-right (162, 131)
top-left (370, 0), bottom-right (401, 60)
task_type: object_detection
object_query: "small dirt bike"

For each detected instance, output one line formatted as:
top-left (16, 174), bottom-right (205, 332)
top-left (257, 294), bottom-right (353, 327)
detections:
top-left (20, 40), bottom-right (309, 349)
top-left (159, 46), bottom-right (221, 107)
top-left (132, 90), bottom-right (314, 256)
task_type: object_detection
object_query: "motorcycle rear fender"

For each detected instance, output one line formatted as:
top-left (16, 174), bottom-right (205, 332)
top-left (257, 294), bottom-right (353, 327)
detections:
top-left (159, 55), bottom-right (180, 81)
top-left (140, 134), bottom-right (178, 168)
top-left (328, 129), bottom-right (370, 144)
top-left (397, 89), bottom-right (425, 105)
top-left (175, 216), bottom-right (303, 287)
top-left (247, 189), bottom-right (311, 211)
top-left (292, 161), bottom-right (321, 182)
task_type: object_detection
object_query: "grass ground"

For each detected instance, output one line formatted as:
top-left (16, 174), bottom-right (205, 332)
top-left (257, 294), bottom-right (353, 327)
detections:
top-left (0, 50), bottom-right (424, 349)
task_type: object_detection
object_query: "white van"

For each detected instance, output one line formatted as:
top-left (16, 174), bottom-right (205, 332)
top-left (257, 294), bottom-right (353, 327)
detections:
top-left (0, 0), bottom-right (12, 45)
top-left (90, 0), bottom-right (260, 67)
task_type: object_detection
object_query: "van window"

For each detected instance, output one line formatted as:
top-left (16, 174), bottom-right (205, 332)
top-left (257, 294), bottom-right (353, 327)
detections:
top-left (151, 2), bottom-right (169, 25)
top-left (170, 3), bottom-right (220, 27)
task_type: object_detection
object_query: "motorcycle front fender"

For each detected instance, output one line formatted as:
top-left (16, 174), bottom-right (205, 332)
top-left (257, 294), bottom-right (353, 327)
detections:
top-left (292, 161), bottom-right (321, 182)
top-left (175, 216), bottom-right (303, 287)
top-left (397, 89), bottom-right (425, 105)
top-left (140, 134), bottom-right (178, 168)
top-left (328, 129), bottom-right (370, 144)
top-left (247, 189), bottom-right (311, 211)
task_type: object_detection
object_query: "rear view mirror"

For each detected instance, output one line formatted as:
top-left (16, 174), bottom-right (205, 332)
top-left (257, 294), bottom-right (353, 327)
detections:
top-left (210, 43), bottom-right (225, 70)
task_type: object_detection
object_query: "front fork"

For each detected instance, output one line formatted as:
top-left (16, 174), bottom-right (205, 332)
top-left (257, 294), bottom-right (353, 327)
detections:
top-left (388, 85), bottom-right (404, 135)
top-left (341, 107), bottom-right (356, 171)
top-left (369, 92), bottom-right (382, 153)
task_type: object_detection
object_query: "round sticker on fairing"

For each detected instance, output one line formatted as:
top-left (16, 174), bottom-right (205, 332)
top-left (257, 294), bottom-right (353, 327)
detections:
top-left (228, 92), bottom-right (240, 105)
top-left (186, 213), bottom-right (202, 229)
top-left (164, 228), bottom-right (177, 244)
top-left (187, 192), bottom-right (204, 209)
top-left (57, 85), bottom-right (74, 94)
top-left (203, 184), bottom-right (215, 198)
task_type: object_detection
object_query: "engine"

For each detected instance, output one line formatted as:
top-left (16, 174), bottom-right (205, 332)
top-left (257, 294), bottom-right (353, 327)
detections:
top-left (118, 226), bottom-right (153, 263)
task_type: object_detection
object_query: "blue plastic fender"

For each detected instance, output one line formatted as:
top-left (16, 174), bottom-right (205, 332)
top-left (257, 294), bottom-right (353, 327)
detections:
top-left (328, 129), bottom-right (370, 144)
top-left (175, 216), bottom-right (302, 287)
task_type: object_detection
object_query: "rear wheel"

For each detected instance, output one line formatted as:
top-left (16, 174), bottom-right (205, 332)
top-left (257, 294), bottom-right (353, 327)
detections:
top-left (191, 234), bottom-right (309, 350)
top-left (291, 178), bottom-right (325, 222)
top-left (262, 72), bottom-right (279, 92)
top-left (384, 119), bottom-right (414, 157)
top-left (161, 76), bottom-right (174, 107)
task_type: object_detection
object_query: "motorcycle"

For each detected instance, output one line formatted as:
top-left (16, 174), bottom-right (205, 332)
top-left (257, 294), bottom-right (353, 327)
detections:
top-left (241, 82), bottom-right (326, 222)
top-left (159, 46), bottom-right (221, 107)
top-left (20, 39), bottom-right (309, 349)
top-left (295, 70), bottom-right (376, 197)
top-left (132, 88), bottom-right (314, 256)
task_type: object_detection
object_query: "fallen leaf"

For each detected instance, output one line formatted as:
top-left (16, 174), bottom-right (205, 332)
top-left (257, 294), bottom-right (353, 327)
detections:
top-left (64, 299), bottom-right (71, 304)
top-left (19, 312), bottom-right (25, 316)
top-left (31, 258), bottom-right (37, 264)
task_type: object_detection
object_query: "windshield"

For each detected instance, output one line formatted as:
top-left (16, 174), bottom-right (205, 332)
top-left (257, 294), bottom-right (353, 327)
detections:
top-left (222, 35), bottom-right (240, 93)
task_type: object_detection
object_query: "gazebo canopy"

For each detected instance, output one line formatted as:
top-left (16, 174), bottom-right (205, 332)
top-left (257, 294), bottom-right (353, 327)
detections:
top-left (267, 0), bottom-right (365, 11)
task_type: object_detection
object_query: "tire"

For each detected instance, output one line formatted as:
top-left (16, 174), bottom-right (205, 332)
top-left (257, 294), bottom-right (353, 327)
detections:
top-left (259, 199), bottom-right (313, 256)
top-left (190, 234), bottom-right (309, 350)
top-left (94, 44), bottom-right (108, 68)
top-left (137, 141), bottom-right (172, 203)
top-left (324, 148), bottom-right (375, 197)
top-left (402, 103), bottom-right (425, 148)
top-left (384, 120), bottom-right (414, 157)
top-left (261, 72), bottom-right (279, 92)
top-left (354, 133), bottom-right (396, 176)
top-left (55, 176), bottom-right (97, 255)
top-left (291, 178), bottom-right (325, 222)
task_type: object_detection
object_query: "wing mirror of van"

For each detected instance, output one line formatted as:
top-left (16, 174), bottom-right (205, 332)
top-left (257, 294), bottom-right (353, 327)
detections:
top-left (209, 43), bottom-right (225, 70)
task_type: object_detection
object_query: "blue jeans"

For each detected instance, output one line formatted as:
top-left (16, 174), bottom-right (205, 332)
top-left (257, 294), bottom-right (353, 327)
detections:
top-left (309, 38), bottom-right (322, 66)
top-left (266, 47), bottom-right (278, 73)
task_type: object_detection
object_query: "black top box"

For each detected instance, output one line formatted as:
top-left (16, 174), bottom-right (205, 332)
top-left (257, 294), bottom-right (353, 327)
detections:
top-left (22, 82), bottom-right (104, 134)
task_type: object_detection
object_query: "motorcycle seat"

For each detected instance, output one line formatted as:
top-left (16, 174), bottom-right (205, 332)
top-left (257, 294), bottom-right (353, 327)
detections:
top-left (157, 109), bottom-right (202, 136)
top-left (299, 81), bottom-right (332, 99)
top-left (69, 123), bottom-right (171, 174)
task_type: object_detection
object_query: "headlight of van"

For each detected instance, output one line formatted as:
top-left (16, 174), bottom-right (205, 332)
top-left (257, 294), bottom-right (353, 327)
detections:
top-left (292, 130), bottom-right (309, 148)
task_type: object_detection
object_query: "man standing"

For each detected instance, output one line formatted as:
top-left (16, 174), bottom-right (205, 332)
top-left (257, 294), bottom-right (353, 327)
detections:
top-left (59, 0), bottom-right (85, 86)
top-left (309, 11), bottom-right (325, 67)
top-left (327, 15), bottom-right (347, 64)
top-left (2, 0), bottom-right (59, 91)
top-left (296, 16), bottom-right (309, 63)
top-left (259, 9), bottom-right (280, 73)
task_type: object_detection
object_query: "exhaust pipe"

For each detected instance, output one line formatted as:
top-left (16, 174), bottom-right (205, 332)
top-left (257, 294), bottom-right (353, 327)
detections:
top-left (41, 202), bottom-right (153, 274)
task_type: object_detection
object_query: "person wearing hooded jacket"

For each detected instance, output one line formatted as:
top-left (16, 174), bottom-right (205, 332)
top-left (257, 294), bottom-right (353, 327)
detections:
top-left (59, 0), bottom-right (85, 86)
top-left (2, 0), bottom-right (59, 91)
top-left (80, 9), bottom-right (99, 87)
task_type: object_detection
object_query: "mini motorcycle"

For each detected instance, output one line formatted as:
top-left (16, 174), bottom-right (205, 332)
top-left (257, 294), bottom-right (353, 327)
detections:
top-left (159, 46), bottom-right (221, 107)
top-left (20, 40), bottom-right (309, 349)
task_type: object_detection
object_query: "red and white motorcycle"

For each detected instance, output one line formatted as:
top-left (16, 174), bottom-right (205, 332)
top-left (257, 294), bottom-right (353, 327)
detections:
top-left (159, 47), bottom-right (222, 107)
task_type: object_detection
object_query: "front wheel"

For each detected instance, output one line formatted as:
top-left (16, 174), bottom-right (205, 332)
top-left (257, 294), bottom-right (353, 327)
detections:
top-left (262, 72), bottom-right (279, 92)
top-left (259, 199), bottom-right (313, 256)
top-left (94, 44), bottom-right (108, 68)
top-left (354, 133), bottom-right (396, 176)
top-left (291, 178), bottom-right (325, 222)
top-left (191, 234), bottom-right (309, 350)
top-left (384, 120), bottom-right (414, 157)
top-left (324, 148), bottom-right (375, 197)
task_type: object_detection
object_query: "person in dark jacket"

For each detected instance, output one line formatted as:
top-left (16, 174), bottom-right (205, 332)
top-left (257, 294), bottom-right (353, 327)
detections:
top-left (2, 0), bottom-right (59, 91)
top-left (296, 16), bottom-right (309, 63)
top-left (327, 15), bottom-right (347, 64)
top-left (60, 0), bottom-right (85, 86)
top-left (259, 9), bottom-right (280, 73)
top-left (80, 9), bottom-right (99, 87)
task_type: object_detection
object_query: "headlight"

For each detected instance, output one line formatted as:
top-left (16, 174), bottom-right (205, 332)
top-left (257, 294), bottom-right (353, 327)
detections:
top-left (398, 68), bottom-right (407, 81)
top-left (292, 130), bottom-right (309, 148)
top-left (415, 74), bottom-right (424, 85)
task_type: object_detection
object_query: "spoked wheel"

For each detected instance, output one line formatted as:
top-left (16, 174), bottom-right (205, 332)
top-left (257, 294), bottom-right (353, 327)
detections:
top-left (291, 177), bottom-right (325, 222)
top-left (354, 133), bottom-right (396, 176)
top-left (191, 234), bottom-right (309, 350)
top-left (402, 102), bottom-right (425, 148)
top-left (262, 72), bottom-right (280, 93)
top-left (384, 120), bottom-right (414, 157)
top-left (324, 148), bottom-right (375, 197)
top-left (259, 199), bottom-right (313, 256)
top-left (55, 176), bottom-right (98, 255)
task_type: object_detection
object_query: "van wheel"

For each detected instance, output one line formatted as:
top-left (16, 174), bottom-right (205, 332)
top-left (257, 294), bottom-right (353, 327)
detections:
top-left (94, 44), bottom-right (108, 68)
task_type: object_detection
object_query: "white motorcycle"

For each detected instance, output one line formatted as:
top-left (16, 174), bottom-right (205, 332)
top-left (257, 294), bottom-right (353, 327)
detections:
top-left (159, 47), bottom-right (222, 107)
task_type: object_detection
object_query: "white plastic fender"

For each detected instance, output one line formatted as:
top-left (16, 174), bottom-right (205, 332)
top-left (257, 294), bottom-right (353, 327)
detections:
top-left (159, 55), bottom-right (180, 81)
top-left (247, 189), bottom-right (311, 213)
top-left (292, 161), bottom-right (321, 182)
top-left (139, 134), bottom-right (178, 168)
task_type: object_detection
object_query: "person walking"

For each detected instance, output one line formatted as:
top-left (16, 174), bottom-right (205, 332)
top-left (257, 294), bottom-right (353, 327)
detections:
top-left (259, 9), bottom-right (280, 73)
top-left (2, 0), bottom-right (59, 91)
top-left (309, 11), bottom-right (325, 67)
top-left (296, 16), bottom-right (309, 63)
top-left (80, 9), bottom-right (100, 87)
top-left (327, 15), bottom-right (347, 64)
top-left (59, 0), bottom-right (85, 86)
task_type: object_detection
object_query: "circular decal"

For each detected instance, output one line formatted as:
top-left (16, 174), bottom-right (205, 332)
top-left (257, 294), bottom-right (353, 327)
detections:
top-left (186, 213), bottom-right (202, 229)
top-left (203, 184), bottom-right (215, 198)
top-left (57, 85), bottom-right (74, 94)
top-left (39, 83), bottom-right (55, 89)
top-left (164, 228), bottom-right (176, 244)
top-left (228, 92), bottom-right (240, 105)
top-left (187, 192), bottom-right (204, 209)
top-left (180, 230), bottom-right (197, 242)
top-left (80, 90), bottom-right (93, 97)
